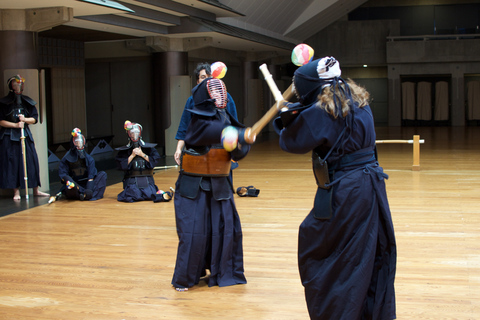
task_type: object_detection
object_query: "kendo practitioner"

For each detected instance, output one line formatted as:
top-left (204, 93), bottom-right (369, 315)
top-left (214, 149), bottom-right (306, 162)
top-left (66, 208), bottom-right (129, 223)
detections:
top-left (115, 121), bottom-right (169, 202)
top-left (57, 128), bottom-right (107, 201)
top-left (274, 57), bottom-right (396, 319)
top-left (0, 75), bottom-right (49, 200)
top-left (171, 76), bottom-right (250, 291)
top-left (174, 62), bottom-right (242, 189)
top-left (174, 62), bottom-right (238, 166)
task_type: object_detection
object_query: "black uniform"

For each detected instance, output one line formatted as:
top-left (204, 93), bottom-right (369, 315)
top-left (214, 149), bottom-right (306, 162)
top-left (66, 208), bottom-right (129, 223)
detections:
top-left (0, 92), bottom-right (42, 190)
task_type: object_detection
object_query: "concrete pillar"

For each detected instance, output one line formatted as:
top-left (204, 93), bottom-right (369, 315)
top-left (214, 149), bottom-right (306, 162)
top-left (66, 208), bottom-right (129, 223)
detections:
top-left (387, 65), bottom-right (402, 127)
top-left (0, 8), bottom-right (72, 195)
top-left (0, 7), bottom-right (72, 88)
top-left (0, 26), bottom-right (41, 196)
top-left (242, 60), bottom-right (258, 123)
top-left (0, 31), bottom-right (38, 89)
top-left (152, 51), bottom-right (188, 146)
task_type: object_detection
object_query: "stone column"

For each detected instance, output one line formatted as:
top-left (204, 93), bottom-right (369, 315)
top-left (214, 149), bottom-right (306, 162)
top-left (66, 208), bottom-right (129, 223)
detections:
top-left (242, 60), bottom-right (259, 125)
top-left (152, 51), bottom-right (189, 147)
top-left (387, 65), bottom-right (402, 127)
top-left (0, 8), bottom-right (72, 88)
top-left (147, 36), bottom-right (213, 152)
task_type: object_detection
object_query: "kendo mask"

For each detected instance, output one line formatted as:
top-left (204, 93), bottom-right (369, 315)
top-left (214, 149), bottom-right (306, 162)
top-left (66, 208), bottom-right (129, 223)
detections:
top-left (207, 78), bottom-right (227, 109)
top-left (71, 128), bottom-right (86, 158)
top-left (7, 75), bottom-right (25, 95)
top-left (293, 57), bottom-right (341, 106)
top-left (189, 77), bottom-right (227, 116)
top-left (124, 120), bottom-right (143, 146)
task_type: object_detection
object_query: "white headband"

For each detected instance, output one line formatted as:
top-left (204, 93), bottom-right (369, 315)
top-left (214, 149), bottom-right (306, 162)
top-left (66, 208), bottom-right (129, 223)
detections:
top-left (317, 57), bottom-right (341, 79)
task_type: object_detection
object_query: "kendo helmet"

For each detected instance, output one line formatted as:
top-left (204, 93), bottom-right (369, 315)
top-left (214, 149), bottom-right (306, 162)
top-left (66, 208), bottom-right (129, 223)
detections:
top-left (207, 78), bottom-right (227, 109)
top-left (124, 120), bottom-right (143, 142)
top-left (293, 57), bottom-right (341, 106)
top-left (71, 128), bottom-right (86, 150)
top-left (189, 77), bottom-right (227, 116)
top-left (7, 74), bottom-right (25, 94)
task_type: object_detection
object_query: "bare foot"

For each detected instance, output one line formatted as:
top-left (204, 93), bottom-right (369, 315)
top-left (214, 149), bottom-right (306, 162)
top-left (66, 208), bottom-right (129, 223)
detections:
top-left (33, 188), bottom-right (50, 197)
top-left (34, 191), bottom-right (50, 197)
top-left (13, 189), bottom-right (21, 200)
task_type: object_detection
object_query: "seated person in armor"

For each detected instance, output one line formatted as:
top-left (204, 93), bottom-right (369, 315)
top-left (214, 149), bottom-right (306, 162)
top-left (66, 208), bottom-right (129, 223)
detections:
top-left (171, 76), bottom-right (250, 291)
top-left (0, 75), bottom-right (50, 200)
top-left (57, 128), bottom-right (107, 201)
top-left (115, 121), bottom-right (170, 202)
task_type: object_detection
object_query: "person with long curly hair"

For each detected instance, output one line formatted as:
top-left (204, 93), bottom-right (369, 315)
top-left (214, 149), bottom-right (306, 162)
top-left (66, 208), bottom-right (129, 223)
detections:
top-left (274, 56), bottom-right (397, 320)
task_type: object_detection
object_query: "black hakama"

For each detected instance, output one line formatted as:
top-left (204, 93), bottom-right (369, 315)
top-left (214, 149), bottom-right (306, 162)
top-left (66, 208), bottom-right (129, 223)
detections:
top-left (278, 104), bottom-right (396, 320)
top-left (171, 104), bottom-right (249, 289)
top-left (115, 145), bottom-right (160, 202)
top-left (0, 102), bottom-right (42, 190)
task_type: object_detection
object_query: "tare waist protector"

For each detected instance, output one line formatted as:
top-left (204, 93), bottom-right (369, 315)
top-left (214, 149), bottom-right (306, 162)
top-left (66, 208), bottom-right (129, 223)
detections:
top-left (181, 146), bottom-right (231, 177)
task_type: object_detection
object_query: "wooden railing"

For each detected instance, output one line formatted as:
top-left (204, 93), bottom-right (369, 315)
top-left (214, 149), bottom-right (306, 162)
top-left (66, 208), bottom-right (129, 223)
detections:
top-left (376, 135), bottom-right (424, 171)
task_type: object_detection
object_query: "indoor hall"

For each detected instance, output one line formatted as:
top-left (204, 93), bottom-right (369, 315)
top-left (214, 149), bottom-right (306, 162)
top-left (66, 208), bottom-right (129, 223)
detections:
top-left (0, 126), bottom-right (479, 319)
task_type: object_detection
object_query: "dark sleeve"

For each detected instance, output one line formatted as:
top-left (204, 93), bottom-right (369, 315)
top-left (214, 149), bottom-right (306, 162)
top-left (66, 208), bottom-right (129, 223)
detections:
top-left (0, 103), bottom-right (7, 121)
top-left (186, 112), bottom-right (250, 161)
top-left (27, 104), bottom-right (38, 123)
top-left (184, 114), bottom-right (226, 146)
top-left (115, 150), bottom-right (131, 171)
top-left (58, 157), bottom-right (70, 180)
top-left (279, 105), bottom-right (342, 154)
top-left (226, 93), bottom-right (238, 121)
top-left (85, 154), bottom-right (98, 179)
top-left (175, 96), bottom-right (194, 140)
top-left (144, 147), bottom-right (160, 168)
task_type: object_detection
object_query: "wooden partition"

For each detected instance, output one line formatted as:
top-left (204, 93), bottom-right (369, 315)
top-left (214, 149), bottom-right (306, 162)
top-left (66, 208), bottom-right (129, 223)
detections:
top-left (50, 67), bottom-right (86, 144)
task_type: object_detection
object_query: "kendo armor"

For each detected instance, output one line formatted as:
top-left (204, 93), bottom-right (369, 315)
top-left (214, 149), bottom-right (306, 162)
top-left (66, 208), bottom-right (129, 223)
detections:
top-left (180, 77), bottom-right (231, 176)
top-left (68, 158), bottom-right (88, 181)
top-left (123, 121), bottom-right (153, 178)
top-left (5, 76), bottom-right (29, 123)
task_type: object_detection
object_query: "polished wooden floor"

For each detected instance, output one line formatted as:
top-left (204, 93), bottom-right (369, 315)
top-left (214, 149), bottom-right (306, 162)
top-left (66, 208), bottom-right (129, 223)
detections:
top-left (0, 126), bottom-right (479, 320)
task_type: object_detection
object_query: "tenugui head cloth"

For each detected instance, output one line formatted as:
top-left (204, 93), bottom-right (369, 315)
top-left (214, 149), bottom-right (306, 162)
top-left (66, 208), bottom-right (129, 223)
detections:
top-left (293, 57), bottom-right (341, 106)
top-left (190, 77), bottom-right (218, 116)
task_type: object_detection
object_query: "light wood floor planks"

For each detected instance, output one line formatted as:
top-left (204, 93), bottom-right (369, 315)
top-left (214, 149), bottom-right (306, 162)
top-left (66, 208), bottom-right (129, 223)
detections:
top-left (0, 126), bottom-right (479, 319)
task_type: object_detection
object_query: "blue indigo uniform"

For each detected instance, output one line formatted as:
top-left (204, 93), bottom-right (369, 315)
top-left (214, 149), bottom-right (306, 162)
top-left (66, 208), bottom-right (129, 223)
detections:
top-left (176, 93), bottom-right (239, 172)
top-left (171, 79), bottom-right (249, 289)
top-left (175, 93), bottom-right (237, 141)
top-left (115, 142), bottom-right (161, 202)
top-left (0, 92), bottom-right (42, 190)
top-left (58, 146), bottom-right (107, 201)
top-left (277, 102), bottom-right (396, 320)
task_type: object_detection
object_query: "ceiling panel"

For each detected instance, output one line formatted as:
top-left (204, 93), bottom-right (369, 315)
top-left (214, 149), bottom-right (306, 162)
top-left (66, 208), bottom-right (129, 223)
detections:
top-left (1, 0), bottom-right (371, 53)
